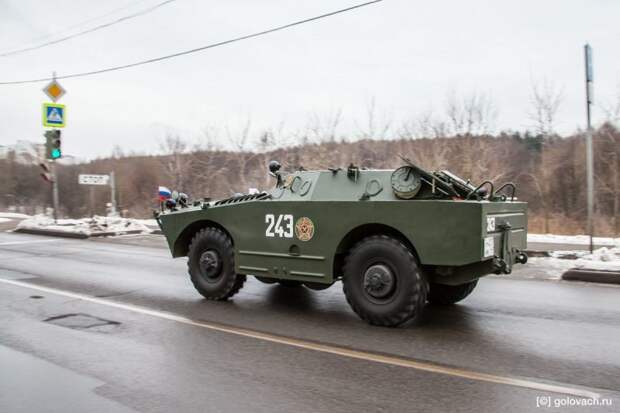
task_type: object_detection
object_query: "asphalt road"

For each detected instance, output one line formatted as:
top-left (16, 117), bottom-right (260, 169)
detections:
top-left (1, 232), bottom-right (619, 412)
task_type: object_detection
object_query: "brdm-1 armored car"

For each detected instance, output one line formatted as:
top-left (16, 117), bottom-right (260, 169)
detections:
top-left (156, 159), bottom-right (527, 327)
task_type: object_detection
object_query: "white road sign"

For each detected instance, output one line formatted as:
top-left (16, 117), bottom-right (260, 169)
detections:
top-left (79, 174), bottom-right (110, 186)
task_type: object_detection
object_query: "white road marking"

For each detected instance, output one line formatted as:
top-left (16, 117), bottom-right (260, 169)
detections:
top-left (0, 277), bottom-right (602, 400)
top-left (0, 239), bottom-right (60, 246)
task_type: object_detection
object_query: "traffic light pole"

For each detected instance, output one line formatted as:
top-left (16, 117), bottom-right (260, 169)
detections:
top-left (52, 160), bottom-right (60, 223)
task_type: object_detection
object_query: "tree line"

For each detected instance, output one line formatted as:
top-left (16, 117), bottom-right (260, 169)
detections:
top-left (1, 124), bottom-right (619, 236)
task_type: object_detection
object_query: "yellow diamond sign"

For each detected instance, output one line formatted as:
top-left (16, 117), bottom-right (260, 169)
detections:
top-left (43, 80), bottom-right (66, 102)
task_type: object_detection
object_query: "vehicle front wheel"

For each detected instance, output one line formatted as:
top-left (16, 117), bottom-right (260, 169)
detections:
top-left (187, 228), bottom-right (245, 300)
top-left (427, 280), bottom-right (478, 305)
top-left (342, 235), bottom-right (427, 327)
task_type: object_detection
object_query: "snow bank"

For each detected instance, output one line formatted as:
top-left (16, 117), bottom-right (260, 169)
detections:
top-left (16, 215), bottom-right (151, 236)
top-left (132, 218), bottom-right (159, 227)
top-left (551, 247), bottom-right (620, 272)
top-left (528, 233), bottom-right (619, 247)
top-left (525, 247), bottom-right (620, 280)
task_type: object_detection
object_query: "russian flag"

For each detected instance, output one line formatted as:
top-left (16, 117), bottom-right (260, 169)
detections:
top-left (158, 186), bottom-right (172, 201)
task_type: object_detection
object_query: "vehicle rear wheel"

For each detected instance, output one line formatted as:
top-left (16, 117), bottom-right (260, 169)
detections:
top-left (428, 280), bottom-right (478, 305)
top-left (187, 228), bottom-right (245, 300)
top-left (342, 235), bottom-right (427, 327)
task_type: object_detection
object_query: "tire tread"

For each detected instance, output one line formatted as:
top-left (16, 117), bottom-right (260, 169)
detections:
top-left (187, 227), bottom-right (245, 301)
top-left (428, 280), bottom-right (477, 305)
top-left (342, 235), bottom-right (427, 327)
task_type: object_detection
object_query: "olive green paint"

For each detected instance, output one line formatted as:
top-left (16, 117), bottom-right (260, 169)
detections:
top-left (158, 169), bottom-right (527, 285)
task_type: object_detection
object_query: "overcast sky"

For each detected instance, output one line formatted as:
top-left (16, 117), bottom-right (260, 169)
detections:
top-left (0, 0), bottom-right (618, 159)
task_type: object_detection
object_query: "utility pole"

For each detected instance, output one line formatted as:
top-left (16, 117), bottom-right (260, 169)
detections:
top-left (110, 171), bottom-right (118, 216)
top-left (584, 44), bottom-right (594, 253)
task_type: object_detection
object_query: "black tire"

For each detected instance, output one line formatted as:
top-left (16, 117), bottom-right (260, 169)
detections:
top-left (428, 280), bottom-right (478, 305)
top-left (277, 280), bottom-right (304, 288)
top-left (187, 228), bottom-right (245, 300)
top-left (342, 235), bottom-right (427, 327)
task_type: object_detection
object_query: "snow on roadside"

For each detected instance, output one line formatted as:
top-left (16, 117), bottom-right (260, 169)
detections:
top-left (16, 215), bottom-right (151, 236)
top-left (528, 233), bottom-right (619, 247)
top-left (0, 218), bottom-right (11, 223)
top-left (552, 247), bottom-right (620, 272)
top-left (524, 247), bottom-right (620, 280)
top-left (132, 218), bottom-right (159, 227)
top-left (521, 257), bottom-right (576, 280)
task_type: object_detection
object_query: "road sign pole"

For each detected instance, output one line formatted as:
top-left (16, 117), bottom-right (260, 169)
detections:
top-left (52, 161), bottom-right (60, 223)
top-left (89, 186), bottom-right (95, 217)
top-left (110, 171), bottom-right (118, 216)
top-left (42, 71), bottom-right (65, 224)
top-left (584, 44), bottom-right (594, 253)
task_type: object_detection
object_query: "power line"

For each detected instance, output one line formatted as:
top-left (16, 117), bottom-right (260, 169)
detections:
top-left (2, 0), bottom-right (153, 49)
top-left (0, 0), bottom-right (383, 85)
top-left (0, 0), bottom-right (177, 58)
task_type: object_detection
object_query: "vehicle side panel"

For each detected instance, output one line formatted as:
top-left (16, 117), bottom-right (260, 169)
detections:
top-left (160, 199), bottom-right (525, 284)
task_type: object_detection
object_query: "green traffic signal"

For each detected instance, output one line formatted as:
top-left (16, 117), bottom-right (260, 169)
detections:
top-left (44, 129), bottom-right (62, 160)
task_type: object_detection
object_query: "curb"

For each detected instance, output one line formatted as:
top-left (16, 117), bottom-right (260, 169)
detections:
top-left (561, 268), bottom-right (620, 285)
top-left (523, 250), bottom-right (550, 257)
top-left (14, 228), bottom-right (147, 239)
top-left (90, 230), bottom-right (145, 237)
top-left (14, 228), bottom-right (89, 239)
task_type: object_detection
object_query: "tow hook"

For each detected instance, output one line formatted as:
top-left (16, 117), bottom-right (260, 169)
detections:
top-left (493, 257), bottom-right (511, 275)
top-left (497, 222), bottom-right (513, 274)
top-left (515, 251), bottom-right (528, 264)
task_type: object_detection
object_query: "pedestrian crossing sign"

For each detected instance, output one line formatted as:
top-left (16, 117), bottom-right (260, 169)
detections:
top-left (42, 102), bottom-right (66, 128)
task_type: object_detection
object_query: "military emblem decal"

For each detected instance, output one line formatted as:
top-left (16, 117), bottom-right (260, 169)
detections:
top-left (295, 217), bottom-right (315, 241)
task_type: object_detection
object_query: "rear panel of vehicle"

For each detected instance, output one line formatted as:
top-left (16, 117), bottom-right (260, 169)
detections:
top-left (481, 202), bottom-right (528, 263)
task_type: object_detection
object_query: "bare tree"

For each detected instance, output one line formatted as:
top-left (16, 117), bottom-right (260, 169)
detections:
top-left (400, 107), bottom-right (450, 139)
top-left (524, 78), bottom-right (564, 231)
top-left (111, 145), bottom-right (125, 159)
top-left (445, 91), bottom-right (465, 135)
top-left (305, 108), bottom-right (343, 143)
top-left (600, 84), bottom-right (620, 126)
top-left (196, 123), bottom-right (221, 151)
top-left (226, 116), bottom-right (252, 152)
top-left (159, 134), bottom-right (190, 190)
top-left (355, 96), bottom-right (392, 140)
top-left (445, 90), bottom-right (497, 136)
top-left (257, 120), bottom-right (287, 151)
top-left (528, 78), bottom-right (564, 137)
top-left (595, 125), bottom-right (620, 235)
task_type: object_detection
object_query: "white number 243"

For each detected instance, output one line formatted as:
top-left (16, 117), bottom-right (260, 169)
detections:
top-left (265, 214), bottom-right (293, 238)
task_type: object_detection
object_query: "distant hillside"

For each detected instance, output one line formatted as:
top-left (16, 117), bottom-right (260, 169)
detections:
top-left (1, 126), bottom-right (618, 236)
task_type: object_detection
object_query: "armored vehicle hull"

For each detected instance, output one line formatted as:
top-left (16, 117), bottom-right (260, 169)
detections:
top-left (157, 164), bottom-right (527, 327)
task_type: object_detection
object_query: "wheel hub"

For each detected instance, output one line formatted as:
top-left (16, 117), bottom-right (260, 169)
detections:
top-left (363, 264), bottom-right (395, 299)
top-left (199, 249), bottom-right (222, 279)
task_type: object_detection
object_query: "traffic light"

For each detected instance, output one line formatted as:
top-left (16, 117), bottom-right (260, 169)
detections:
top-left (44, 129), bottom-right (62, 160)
top-left (39, 162), bottom-right (53, 183)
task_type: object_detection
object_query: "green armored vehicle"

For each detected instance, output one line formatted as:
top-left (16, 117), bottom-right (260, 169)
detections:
top-left (156, 158), bottom-right (527, 327)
